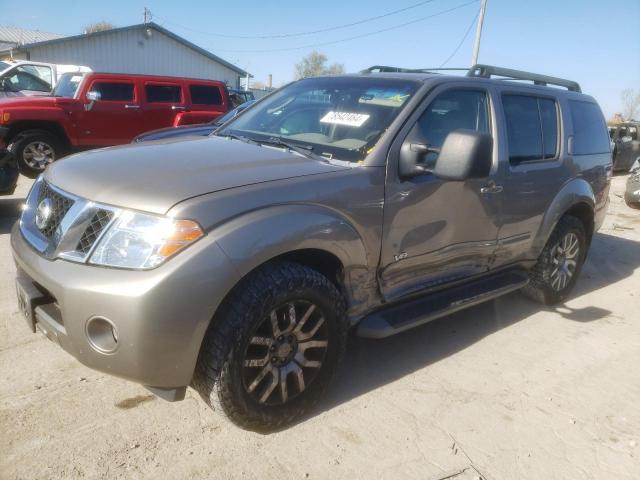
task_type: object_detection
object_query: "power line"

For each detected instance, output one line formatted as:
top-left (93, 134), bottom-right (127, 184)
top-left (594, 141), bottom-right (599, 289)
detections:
top-left (438, 7), bottom-right (480, 67)
top-left (203, 1), bottom-right (479, 54)
top-left (153, 0), bottom-right (440, 39)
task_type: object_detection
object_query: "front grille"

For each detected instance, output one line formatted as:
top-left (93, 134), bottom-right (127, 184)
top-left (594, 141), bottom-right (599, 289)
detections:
top-left (37, 182), bottom-right (75, 238)
top-left (76, 210), bottom-right (114, 254)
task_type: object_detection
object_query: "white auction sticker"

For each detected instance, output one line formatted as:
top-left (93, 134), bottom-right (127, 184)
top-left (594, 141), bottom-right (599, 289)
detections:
top-left (320, 111), bottom-right (370, 127)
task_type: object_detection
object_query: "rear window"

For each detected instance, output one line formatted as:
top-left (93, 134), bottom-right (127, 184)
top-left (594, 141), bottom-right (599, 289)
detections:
top-left (146, 84), bottom-right (182, 103)
top-left (503, 94), bottom-right (559, 163)
top-left (90, 82), bottom-right (134, 102)
top-left (569, 100), bottom-right (609, 155)
top-left (190, 85), bottom-right (222, 105)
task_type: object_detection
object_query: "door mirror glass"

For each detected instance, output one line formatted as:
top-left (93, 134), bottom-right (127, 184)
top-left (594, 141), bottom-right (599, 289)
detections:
top-left (432, 129), bottom-right (493, 181)
top-left (86, 90), bottom-right (101, 102)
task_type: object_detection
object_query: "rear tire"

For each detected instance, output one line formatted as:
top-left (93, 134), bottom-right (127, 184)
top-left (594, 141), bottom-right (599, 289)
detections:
top-left (521, 215), bottom-right (587, 305)
top-left (192, 260), bottom-right (348, 432)
top-left (9, 130), bottom-right (63, 178)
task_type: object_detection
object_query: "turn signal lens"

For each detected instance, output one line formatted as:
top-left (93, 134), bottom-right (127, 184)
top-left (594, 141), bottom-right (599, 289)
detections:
top-left (1, 112), bottom-right (9, 123)
top-left (158, 220), bottom-right (204, 257)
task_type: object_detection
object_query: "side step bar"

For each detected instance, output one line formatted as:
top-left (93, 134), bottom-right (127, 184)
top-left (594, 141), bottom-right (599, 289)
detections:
top-left (357, 269), bottom-right (529, 339)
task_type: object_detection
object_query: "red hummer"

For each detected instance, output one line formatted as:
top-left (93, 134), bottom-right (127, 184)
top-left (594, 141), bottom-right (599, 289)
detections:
top-left (0, 72), bottom-right (231, 176)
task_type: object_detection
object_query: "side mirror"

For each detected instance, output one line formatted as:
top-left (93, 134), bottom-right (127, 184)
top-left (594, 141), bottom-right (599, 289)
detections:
top-left (85, 90), bottom-right (101, 111)
top-left (433, 129), bottom-right (493, 181)
top-left (399, 129), bottom-right (493, 180)
top-left (86, 91), bottom-right (101, 102)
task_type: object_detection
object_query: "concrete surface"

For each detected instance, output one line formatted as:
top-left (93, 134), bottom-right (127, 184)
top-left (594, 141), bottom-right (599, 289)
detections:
top-left (1, 174), bottom-right (638, 480)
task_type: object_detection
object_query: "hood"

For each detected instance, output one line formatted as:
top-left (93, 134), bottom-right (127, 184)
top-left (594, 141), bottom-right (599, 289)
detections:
top-left (0, 95), bottom-right (59, 108)
top-left (135, 124), bottom-right (214, 143)
top-left (45, 136), bottom-right (349, 214)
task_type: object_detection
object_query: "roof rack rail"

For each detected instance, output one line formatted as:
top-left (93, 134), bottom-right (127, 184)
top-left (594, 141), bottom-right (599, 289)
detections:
top-left (361, 65), bottom-right (468, 74)
top-left (467, 64), bottom-right (581, 92)
top-left (361, 64), bottom-right (581, 93)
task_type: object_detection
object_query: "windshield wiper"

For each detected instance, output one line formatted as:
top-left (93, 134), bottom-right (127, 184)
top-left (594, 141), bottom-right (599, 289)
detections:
top-left (257, 136), bottom-right (327, 162)
top-left (216, 132), bottom-right (259, 145)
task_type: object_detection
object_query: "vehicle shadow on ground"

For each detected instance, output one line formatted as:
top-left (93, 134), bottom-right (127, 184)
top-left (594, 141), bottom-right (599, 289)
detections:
top-left (317, 231), bottom-right (640, 419)
top-left (0, 197), bottom-right (23, 235)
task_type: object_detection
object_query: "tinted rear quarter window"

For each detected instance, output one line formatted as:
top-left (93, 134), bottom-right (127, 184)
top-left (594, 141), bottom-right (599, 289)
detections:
top-left (146, 84), bottom-right (182, 103)
top-left (503, 94), bottom-right (559, 163)
top-left (569, 100), bottom-right (609, 155)
top-left (190, 85), bottom-right (222, 105)
top-left (90, 82), bottom-right (134, 101)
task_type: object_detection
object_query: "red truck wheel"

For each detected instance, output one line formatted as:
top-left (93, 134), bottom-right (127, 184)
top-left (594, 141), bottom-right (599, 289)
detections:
top-left (9, 130), bottom-right (63, 178)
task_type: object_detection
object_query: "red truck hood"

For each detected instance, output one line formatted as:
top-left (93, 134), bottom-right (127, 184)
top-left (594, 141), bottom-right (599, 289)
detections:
top-left (0, 96), bottom-right (70, 108)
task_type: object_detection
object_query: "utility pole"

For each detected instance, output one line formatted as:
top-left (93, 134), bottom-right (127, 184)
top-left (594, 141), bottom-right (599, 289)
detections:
top-left (471, 0), bottom-right (488, 66)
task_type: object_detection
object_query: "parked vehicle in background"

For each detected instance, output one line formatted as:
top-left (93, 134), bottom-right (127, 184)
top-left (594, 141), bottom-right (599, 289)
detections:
top-left (0, 72), bottom-right (231, 176)
top-left (0, 149), bottom-right (18, 195)
top-left (0, 60), bottom-right (90, 99)
top-left (11, 65), bottom-right (611, 432)
top-left (625, 159), bottom-right (640, 208)
top-left (134, 100), bottom-right (256, 143)
top-left (228, 88), bottom-right (255, 107)
top-left (610, 122), bottom-right (640, 172)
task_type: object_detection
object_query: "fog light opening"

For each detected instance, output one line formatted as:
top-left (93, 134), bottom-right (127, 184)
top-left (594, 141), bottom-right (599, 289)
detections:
top-left (86, 316), bottom-right (119, 353)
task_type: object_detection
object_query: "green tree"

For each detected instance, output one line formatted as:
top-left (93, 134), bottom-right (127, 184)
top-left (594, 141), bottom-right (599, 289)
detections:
top-left (294, 51), bottom-right (345, 79)
top-left (83, 22), bottom-right (115, 34)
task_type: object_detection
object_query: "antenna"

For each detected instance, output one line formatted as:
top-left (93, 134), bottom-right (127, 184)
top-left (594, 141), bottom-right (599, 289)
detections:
top-left (143, 7), bottom-right (152, 24)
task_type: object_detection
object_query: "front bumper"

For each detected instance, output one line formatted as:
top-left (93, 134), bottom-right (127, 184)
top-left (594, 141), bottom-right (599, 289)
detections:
top-left (11, 222), bottom-right (240, 389)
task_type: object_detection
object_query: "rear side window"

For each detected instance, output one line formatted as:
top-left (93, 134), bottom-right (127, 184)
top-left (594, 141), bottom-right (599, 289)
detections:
top-left (90, 82), bottom-right (134, 101)
top-left (502, 95), bottom-right (558, 163)
top-left (190, 85), bottom-right (222, 105)
top-left (145, 84), bottom-right (182, 103)
top-left (569, 100), bottom-right (609, 155)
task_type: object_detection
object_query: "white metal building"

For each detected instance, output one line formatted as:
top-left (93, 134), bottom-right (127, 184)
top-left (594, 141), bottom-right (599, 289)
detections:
top-left (0, 23), bottom-right (247, 88)
top-left (0, 25), bottom-right (62, 53)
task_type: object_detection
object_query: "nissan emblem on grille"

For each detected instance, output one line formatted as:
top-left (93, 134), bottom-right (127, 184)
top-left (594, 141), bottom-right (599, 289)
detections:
top-left (35, 198), bottom-right (53, 230)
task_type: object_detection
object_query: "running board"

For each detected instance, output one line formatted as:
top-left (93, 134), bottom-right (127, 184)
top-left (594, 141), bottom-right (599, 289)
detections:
top-left (357, 269), bottom-right (529, 339)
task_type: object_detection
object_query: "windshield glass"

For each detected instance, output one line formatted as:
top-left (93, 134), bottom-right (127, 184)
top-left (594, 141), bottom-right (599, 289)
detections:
top-left (0, 61), bottom-right (10, 72)
top-left (52, 72), bottom-right (86, 98)
top-left (218, 77), bottom-right (420, 162)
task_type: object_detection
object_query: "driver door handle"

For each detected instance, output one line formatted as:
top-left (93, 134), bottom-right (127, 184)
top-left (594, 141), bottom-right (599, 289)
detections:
top-left (124, 104), bottom-right (140, 109)
top-left (480, 183), bottom-right (503, 194)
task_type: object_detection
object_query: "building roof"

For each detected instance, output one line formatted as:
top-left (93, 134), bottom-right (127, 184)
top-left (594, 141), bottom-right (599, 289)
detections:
top-left (0, 25), bottom-right (63, 46)
top-left (1, 22), bottom-right (247, 76)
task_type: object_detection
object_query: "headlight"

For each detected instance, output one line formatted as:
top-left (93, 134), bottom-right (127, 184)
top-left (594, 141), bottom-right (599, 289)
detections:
top-left (89, 210), bottom-right (204, 269)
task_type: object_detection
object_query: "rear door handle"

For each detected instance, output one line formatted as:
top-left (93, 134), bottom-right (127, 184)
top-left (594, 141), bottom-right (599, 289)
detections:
top-left (480, 184), bottom-right (503, 194)
top-left (124, 104), bottom-right (140, 109)
top-left (171, 105), bottom-right (186, 111)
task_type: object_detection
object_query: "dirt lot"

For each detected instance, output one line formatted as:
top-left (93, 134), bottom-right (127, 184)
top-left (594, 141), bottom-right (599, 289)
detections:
top-left (1, 175), bottom-right (639, 480)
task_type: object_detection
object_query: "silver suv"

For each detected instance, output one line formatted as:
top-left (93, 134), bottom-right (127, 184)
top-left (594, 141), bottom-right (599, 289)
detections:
top-left (11, 65), bottom-right (611, 431)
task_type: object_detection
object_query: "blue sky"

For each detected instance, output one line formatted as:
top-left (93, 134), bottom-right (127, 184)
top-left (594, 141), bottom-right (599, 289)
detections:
top-left (3, 0), bottom-right (639, 117)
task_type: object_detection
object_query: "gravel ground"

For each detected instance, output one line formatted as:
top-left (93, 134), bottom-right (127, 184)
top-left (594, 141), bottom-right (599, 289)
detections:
top-left (1, 174), bottom-right (639, 480)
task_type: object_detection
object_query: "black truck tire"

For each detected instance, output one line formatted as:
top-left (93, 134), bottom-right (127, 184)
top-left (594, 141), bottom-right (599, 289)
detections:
top-left (521, 215), bottom-right (588, 305)
top-left (9, 130), bottom-right (63, 178)
top-left (192, 260), bottom-right (348, 432)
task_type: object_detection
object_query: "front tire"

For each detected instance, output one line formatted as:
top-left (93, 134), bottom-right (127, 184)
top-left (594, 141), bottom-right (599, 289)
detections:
top-left (9, 130), bottom-right (62, 178)
top-left (522, 215), bottom-right (588, 305)
top-left (192, 260), bottom-right (348, 432)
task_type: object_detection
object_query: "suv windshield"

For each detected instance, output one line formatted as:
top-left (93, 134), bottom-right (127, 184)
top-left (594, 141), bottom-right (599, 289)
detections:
top-left (0, 61), bottom-right (10, 72)
top-left (218, 77), bottom-right (420, 162)
top-left (53, 72), bottom-right (87, 98)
